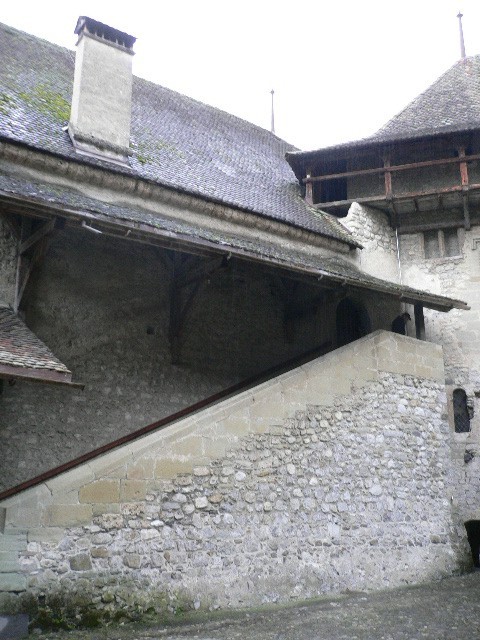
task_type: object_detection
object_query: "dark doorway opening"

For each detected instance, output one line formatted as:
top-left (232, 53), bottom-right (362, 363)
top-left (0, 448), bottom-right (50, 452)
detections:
top-left (453, 388), bottom-right (471, 433)
top-left (465, 520), bottom-right (480, 568)
top-left (336, 298), bottom-right (371, 347)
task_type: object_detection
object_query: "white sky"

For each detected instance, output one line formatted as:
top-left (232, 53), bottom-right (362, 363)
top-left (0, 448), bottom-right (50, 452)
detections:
top-left (2, 1), bottom-right (480, 150)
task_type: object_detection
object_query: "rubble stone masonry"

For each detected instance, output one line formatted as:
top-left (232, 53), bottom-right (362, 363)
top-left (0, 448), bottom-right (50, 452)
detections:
top-left (0, 332), bottom-right (465, 623)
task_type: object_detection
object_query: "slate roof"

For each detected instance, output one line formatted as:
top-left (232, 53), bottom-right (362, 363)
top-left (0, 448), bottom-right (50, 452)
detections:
top-left (374, 55), bottom-right (480, 141)
top-left (0, 305), bottom-right (77, 385)
top-left (287, 55), bottom-right (480, 172)
top-left (0, 21), bottom-right (355, 247)
top-left (0, 171), bottom-right (468, 312)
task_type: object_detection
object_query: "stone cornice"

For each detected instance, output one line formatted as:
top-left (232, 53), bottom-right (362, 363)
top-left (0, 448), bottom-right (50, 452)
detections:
top-left (0, 140), bottom-right (355, 254)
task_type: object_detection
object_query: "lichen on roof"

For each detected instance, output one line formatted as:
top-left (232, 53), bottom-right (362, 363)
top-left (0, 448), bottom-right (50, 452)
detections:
top-left (0, 20), bottom-right (356, 248)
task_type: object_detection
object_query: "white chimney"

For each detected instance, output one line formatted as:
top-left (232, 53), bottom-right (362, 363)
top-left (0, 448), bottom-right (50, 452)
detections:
top-left (68, 17), bottom-right (136, 166)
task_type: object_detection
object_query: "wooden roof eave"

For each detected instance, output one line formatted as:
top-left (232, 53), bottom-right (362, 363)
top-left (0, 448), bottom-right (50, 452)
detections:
top-left (0, 189), bottom-right (467, 313)
top-left (0, 363), bottom-right (84, 388)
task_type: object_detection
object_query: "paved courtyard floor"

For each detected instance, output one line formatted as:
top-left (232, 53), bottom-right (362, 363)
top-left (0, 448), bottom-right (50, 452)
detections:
top-left (41, 573), bottom-right (480, 640)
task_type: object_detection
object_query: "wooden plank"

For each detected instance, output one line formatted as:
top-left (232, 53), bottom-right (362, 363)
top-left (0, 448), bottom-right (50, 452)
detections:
top-left (13, 218), bottom-right (31, 313)
top-left (177, 256), bottom-right (224, 289)
top-left (15, 238), bottom-right (51, 312)
top-left (384, 156), bottom-right (393, 198)
top-left (304, 152), bottom-right (480, 184)
top-left (397, 219), bottom-right (469, 234)
top-left (19, 218), bottom-right (55, 255)
top-left (315, 182), bottom-right (480, 211)
top-left (0, 363), bottom-right (83, 387)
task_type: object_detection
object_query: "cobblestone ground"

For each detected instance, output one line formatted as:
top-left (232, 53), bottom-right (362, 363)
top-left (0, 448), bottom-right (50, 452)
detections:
top-left (40, 573), bottom-right (480, 640)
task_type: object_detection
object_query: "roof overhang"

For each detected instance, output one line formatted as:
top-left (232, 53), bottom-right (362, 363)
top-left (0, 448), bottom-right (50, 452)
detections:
top-left (0, 176), bottom-right (469, 314)
top-left (0, 306), bottom-right (83, 388)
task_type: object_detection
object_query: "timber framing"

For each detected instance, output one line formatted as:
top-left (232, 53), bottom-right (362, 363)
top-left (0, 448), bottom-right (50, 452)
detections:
top-left (13, 217), bottom-right (56, 312)
top-left (304, 150), bottom-right (480, 227)
top-left (0, 188), bottom-right (469, 313)
top-left (286, 127), bottom-right (480, 228)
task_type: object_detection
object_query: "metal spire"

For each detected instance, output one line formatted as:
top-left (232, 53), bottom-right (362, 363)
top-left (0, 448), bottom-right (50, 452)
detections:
top-left (457, 11), bottom-right (466, 59)
top-left (270, 89), bottom-right (275, 135)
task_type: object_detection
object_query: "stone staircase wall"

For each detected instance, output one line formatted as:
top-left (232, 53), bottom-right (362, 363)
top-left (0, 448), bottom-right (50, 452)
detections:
top-left (0, 331), bottom-right (461, 619)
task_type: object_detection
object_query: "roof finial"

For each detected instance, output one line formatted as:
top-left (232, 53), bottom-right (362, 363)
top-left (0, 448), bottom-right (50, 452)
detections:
top-left (270, 89), bottom-right (275, 135)
top-left (457, 10), bottom-right (466, 59)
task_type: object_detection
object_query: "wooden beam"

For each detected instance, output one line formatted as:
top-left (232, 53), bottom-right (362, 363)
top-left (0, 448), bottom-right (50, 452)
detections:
top-left (0, 364), bottom-right (83, 388)
top-left (314, 182), bottom-right (480, 211)
top-left (414, 303), bottom-right (426, 341)
top-left (304, 152), bottom-right (480, 184)
top-left (177, 256), bottom-right (225, 289)
top-left (305, 172), bottom-right (314, 205)
top-left (14, 218), bottom-right (31, 313)
top-left (19, 219), bottom-right (55, 255)
top-left (168, 254), bottom-right (209, 364)
top-left (16, 237), bottom-right (51, 311)
top-left (458, 146), bottom-right (471, 231)
top-left (397, 219), bottom-right (469, 234)
top-left (384, 156), bottom-right (393, 199)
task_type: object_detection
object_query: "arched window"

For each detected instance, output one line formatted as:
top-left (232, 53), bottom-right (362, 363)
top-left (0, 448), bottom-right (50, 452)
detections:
top-left (453, 388), bottom-right (470, 433)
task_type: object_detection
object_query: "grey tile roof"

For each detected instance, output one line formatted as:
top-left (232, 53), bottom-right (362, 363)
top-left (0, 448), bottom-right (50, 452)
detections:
top-left (287, 55), bottom-right (480, 172)
top-left (0, 171), bottom-right (468, 312)
top-left (374, 55), bottom-right (480, 141)
top-left (0, 306), bottom-right (71, 374)
top-left (0, 21), bottom-right (355, 247)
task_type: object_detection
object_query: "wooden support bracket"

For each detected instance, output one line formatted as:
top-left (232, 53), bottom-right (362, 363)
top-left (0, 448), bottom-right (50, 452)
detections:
top-left (14, 217), bottom-right (56, 313)
top-left (168, 253), bottom-right (226, 363)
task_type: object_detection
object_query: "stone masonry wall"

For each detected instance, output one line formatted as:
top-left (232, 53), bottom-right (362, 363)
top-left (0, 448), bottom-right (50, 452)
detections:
top-left (0, 217), bottom-right (17, 306)
top-left (0, 332), bottom-right (463, 625)
top-left (399, 225), bottom-right (480, 540)
top-left (0, 226), bottom-right (337, 492)
top-left (343, 204), bottom-right (400, 283)
top-left (0, 224), bottom-right (401, 493)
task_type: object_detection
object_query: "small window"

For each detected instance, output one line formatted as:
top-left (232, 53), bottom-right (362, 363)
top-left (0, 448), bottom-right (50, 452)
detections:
top-left (423, 228), bottom-right (461, 259)
top-left (453, 388), bottom-right (471, 433)
top-left (444, 228), bottom-right (460, 257)
top-left (424, 230), bottom-right (440, 258)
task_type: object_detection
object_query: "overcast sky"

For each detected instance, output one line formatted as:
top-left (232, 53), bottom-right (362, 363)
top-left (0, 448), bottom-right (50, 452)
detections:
top-left (2, 1), bottom-right (480, 150)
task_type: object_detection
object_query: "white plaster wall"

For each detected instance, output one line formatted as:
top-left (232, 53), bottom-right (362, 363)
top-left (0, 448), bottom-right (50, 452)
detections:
top-left (342, 203), bottom-right (400, 282)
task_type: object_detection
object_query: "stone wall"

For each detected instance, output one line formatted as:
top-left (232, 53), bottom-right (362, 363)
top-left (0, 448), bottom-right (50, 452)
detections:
top-left (0, 217), bottom-right (17, 306)
top-left (0, 332), bottom-right (463, 625)
top-left (398, 225), bottom-right (480, 537)
top-left (343, 204), bottom-right (399, 282)
top-left (0, 223), bottom-right (400, 492)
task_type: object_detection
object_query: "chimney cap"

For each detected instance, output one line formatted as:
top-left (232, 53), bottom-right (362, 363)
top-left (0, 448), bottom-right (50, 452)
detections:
top-left (74, 16), bottom-right (136, 50)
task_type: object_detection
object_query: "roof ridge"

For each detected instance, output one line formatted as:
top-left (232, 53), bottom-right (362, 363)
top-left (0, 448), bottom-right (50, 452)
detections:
top-left (133, 74), bottom-right (297, 148)
top-left (0, 20), bottom-right (73, 56)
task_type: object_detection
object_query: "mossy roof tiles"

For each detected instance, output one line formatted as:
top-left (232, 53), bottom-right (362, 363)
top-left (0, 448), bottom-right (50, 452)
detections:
top-left (0, 21), bottom-right (355, 247)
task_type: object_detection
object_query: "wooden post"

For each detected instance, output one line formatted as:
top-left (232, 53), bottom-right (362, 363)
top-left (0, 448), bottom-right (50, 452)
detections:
top-left (305, 172), bottom-right (314, 205)
top-left (384, 156), bottom-right (393, 199)
top-left (414, 303), bottom-right (426, 341)
top-left (458, 146), bottom-right (471, 230)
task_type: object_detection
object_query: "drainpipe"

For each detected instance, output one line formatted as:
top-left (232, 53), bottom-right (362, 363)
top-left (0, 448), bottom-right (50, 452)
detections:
top-left (395, 227), bottom-right (403, 285)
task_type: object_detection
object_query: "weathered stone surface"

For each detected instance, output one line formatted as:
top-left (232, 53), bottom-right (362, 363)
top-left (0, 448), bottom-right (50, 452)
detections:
top-left (69, 554), bottom-right (92, 571)
top-left (2, 354), bottom-right (460, 617)
top-left (79, 480), bottom-right (120, 504)
top-left (45, 505), bottom-right (93, 527)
